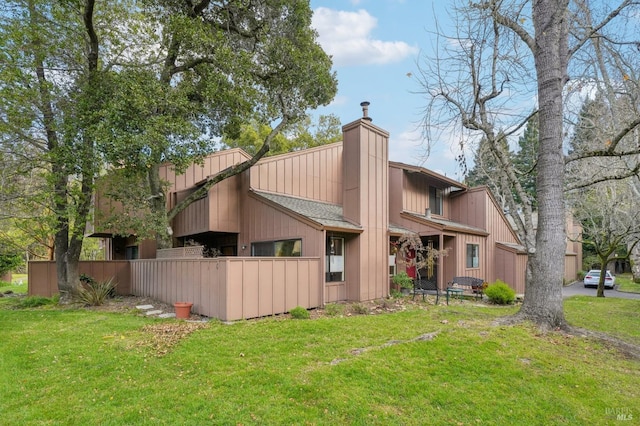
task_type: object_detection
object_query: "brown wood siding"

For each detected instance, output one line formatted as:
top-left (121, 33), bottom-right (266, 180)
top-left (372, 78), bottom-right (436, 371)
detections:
top-left (342, 120), bottom-right (389, 301)
top-left (249, 143), bottom-right (343, 204)
top-left (400, 170), bottom-right (451, 218)
top-left (450, 189), bottom-right (486, 230)
top-left (388, 167), bottom-right (404, 225)
top-left (450, 234), bottom-right (487, 281)
top-left (239, 194), bottom-right (322, 257)
top-left (493, 247), bottom-right (527, 294)
top-left (403, 171), bottom-right (429, 215)
top-left (159, 149), bottom-right (250, 193)
top-left (28, 261), bottom-right (131, 297)
top-left (130, 258), bottom-right (320, 321)
top-left (172, 175), bottom-right (241, 237)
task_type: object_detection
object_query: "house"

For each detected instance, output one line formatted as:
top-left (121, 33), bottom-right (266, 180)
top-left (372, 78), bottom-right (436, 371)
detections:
top-left (91, 102), bottom-right (551, 306)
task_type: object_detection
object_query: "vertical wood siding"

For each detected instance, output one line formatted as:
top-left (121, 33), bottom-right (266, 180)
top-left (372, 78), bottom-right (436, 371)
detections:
top-left (342, 121), bottom-right (389, 301)
top-left (130, 258), bottom-right (321, 320)
top-left (29, 259), bottom-right (320, 321)
top-left (159, 149), bottom-right (250, 192)
top-left (28, 261), bottom-right (131, 298)
top-left (401, 171), bottom-right (451, 217)
top-left (249, 143), bottom-right (343, 204)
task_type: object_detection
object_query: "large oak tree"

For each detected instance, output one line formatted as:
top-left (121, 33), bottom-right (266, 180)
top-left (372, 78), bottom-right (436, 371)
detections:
top-left (1, 0), bottom-right (336, 296)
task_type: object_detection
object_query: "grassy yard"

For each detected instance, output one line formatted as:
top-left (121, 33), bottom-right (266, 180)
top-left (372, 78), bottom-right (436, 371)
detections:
top-left (616, 273), bottom-right (640, 294)
top-left (0, 273), bottom-right (28, 295)
top-left (0, 296), bottom-right (638, 425)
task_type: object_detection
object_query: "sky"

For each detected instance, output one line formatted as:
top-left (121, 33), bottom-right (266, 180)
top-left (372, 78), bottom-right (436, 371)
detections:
top-left (308, 0), bottom-right (463, 179)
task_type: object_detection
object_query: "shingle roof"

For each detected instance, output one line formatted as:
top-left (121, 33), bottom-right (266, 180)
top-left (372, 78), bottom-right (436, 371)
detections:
top-left (252, 191), bottom-right (362, 231)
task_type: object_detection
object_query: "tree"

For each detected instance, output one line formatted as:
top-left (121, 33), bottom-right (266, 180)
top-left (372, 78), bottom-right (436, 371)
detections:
top-left (467, 113), bottom-right (538, 212)
top-left (221, 114), bottom-right (342, 156)
top-left (96, 0), bottom-right (337, 249)
top-left (570, 180), bottom-right (640, 296)
top-left (465, 134), bottom-right (511, 209)
top-left (0, 0), bottom-right (119, 297)
top-left (417, 0), bottom-right (640, 329)
top-left (2, 0), bottom-right (336, 295)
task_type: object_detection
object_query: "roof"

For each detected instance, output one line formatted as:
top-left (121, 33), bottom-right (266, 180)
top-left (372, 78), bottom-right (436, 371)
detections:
top-left (496, 241), bottom-right (527, 254)
top-left (389, 161), bottom-right (467, 192)
top-left (402, 212), bottom-right (489, 236)
top-left (388, 224), bottom-right (416, 236)
top-left (251, 190), bottom-right (362, 232)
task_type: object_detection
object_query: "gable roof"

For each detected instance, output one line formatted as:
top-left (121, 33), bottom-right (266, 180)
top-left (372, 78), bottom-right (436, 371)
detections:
top-left (251, 190), bottom-right (362, 232)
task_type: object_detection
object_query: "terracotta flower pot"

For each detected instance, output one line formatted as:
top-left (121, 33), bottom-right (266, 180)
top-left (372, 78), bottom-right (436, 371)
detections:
top-left (174, 302), bottom-right (193, 319)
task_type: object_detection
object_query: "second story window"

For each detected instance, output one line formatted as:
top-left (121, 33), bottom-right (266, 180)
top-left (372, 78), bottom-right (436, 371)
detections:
top-left (429, 187), bottom-right (443, 215)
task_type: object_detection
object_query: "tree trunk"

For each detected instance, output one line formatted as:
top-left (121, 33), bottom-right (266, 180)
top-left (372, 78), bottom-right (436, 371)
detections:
top-left (630, 242), bottom-right (640, 282)
top-left (148, 164), bottom-right (172, 250)
top-left (518, 0), bottom-right (569, 329)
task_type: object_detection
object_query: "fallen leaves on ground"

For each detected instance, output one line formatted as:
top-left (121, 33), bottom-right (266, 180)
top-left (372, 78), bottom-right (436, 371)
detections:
top-left (139, 321), bottom-right (209, 356)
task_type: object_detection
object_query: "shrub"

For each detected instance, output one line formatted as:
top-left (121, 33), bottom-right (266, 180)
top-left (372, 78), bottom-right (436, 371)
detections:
top-left (290, 306), bottom-right (310, 319)
top-left (484, 280), bottom-right (516, 305)
top-left (76, 278), bottom-right (116, 306)
top-left (324, 303), bottom-right (344, 317)
top-left (577, 270), bottom-right (586, 281)
top-left (351, 303), bottom-right (370, 315)
top-left (18, 296), bottom-right (56, 308)
top-left (391, 271), bottom-right (413, 289)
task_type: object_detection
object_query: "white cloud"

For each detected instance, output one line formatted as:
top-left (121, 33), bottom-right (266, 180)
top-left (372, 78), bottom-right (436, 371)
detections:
top-left (312, 7), bottom-right (418, 67)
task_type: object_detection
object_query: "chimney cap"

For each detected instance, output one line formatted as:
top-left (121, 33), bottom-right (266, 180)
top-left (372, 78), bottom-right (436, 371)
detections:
top-left (360, 101), bottom-right (372, 121)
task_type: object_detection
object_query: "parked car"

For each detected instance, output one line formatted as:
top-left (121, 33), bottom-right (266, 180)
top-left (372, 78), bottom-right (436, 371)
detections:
top-left (583, 270), bottom-right (615, 289)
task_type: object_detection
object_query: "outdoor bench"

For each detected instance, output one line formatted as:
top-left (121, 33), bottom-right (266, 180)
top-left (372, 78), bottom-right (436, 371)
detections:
top-left (446, 276), bottom-right (485, 305)
top-left (413, 277), bottom-right (440, 305)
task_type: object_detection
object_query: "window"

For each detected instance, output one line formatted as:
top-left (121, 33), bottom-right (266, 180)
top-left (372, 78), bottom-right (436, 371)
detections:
top-left (429, 187), bottom-right (443, 215)
top-left (466, 244), bottom-right (479, 268)
top-left (389, 241), bottom-right (397, 276)
top-left (251, 239), bottom-right (302, 257)
top-left (326, 236), bottom-right (344, 282)
top-left (125, 246), bottom-right (138, 260)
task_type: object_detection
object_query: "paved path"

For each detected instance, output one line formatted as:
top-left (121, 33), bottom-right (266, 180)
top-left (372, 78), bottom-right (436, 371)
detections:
top-left (563, 281), bottom-right (640, 300)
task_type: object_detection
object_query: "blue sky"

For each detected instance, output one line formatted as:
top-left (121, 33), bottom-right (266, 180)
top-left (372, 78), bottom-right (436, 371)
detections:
top-left (308, 0), bottom-right (463, 179)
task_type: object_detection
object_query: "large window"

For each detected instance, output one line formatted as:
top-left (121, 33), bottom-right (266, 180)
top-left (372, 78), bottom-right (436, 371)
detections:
top-left (251, 239), bottom-right (302, 257)
top-left (326, 236), bottom-right (344, 282)
top-left (466, 244), bottom-right (479, 268)
top-left (429, 187), bottom-right (443, 215)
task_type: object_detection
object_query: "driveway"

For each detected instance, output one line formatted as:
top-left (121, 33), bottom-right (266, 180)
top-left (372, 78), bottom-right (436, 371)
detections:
top-left (563, 281), bottom-right (640, 300)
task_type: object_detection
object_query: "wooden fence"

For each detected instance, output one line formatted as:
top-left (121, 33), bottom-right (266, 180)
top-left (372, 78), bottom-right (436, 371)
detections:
top-left (28, 261), bottom-right (131, 297)
top-left (29, 257), bottom-right (321, 321)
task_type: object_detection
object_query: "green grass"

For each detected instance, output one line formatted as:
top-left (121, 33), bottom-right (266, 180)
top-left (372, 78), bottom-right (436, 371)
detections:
top-left (0, 299), bottom-right (638, 425)
top-left (615, 273), bottom-right (640, 293)
top-left (0, 273), bottom-right (28, 295)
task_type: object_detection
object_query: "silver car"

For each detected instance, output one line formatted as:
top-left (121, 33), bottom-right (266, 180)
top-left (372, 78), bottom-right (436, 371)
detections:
top-left (583, 270), bottom-right (615, 289)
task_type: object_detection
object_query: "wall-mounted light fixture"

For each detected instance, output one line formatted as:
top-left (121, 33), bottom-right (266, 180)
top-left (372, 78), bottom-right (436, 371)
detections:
top-left (241, 245), bottom-right (247, 250)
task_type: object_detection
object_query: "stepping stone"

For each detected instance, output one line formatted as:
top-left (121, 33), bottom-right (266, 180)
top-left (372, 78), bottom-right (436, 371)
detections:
top-left (145, 310), bottom-right (163, 316)
top-left (136, 304), bottom-right (154, 310)
top-left (159, 313), bottom-right (176, 318)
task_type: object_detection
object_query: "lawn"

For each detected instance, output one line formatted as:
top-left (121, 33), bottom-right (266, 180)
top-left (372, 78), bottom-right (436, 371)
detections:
top-left (0, 273), bottom-right (28, 295)
top-left (0, 296), bottom-right (638, 425)
top-left (616, 273), bottom-right (640, 294)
